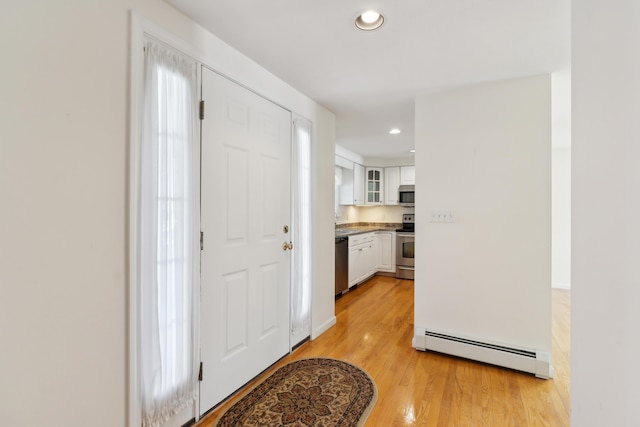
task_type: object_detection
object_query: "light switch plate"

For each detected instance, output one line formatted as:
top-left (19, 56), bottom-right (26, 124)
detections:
top-left (429, 210), bottom-right (455, 223)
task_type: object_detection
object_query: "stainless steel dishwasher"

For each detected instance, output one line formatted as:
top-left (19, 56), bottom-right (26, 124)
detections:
top-left (335, 236), bottom-right (349, 295)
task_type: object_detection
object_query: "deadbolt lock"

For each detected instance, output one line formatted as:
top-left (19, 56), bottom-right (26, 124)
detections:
top-left (283, 225), bottom-right (289, 234)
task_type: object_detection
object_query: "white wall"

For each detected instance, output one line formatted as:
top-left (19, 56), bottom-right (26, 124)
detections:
top-left (572, 1), bottom-right (640, 425)
top-left (0, 1), bottom-right (335, 426)
top-left (551, 68), bottom-right (572, 289)
top-left (414, 75), bottom-right (552, 354)
top-left (312, 108), bottom-right (337, 339)
top-left (336, 205), bottom-right (407, 225)
top-left (551, 68), bottom-right (572, 151)
top-left (335, 205), bottom-right (359, 224)
top-left (364, 156), bottom-right (415, 167)
top-left (335, 144), bottom-right (364, 165)
top-left (356, 206), bottom-right (407, 224)
top-left (552, 147), bottom-right (571, 288)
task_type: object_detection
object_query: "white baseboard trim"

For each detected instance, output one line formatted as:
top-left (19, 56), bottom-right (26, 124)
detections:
top-left (413, 326), bottom-right (554, 379)
top-left (312, 316), bottom-right (336, 340)
top-left (552, 281), bottom-right (571, 290)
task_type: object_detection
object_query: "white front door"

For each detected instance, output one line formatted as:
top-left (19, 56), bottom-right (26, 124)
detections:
top-left (199, 66), bottom-right (292, 414)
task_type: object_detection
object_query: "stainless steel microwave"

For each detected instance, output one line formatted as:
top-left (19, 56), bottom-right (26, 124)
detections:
top-left (398, 185), bottom-right (415, 206)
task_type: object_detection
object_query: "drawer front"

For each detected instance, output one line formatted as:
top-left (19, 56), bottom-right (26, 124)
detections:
top-left (348, 232), bottom-right (374, 247)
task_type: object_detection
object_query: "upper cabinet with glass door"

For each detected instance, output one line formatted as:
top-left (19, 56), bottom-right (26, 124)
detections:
top-left (365, 167), bottom-right (384, 205)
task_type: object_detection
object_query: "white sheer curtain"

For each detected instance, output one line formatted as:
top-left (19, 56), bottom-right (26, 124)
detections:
top-left (291, 117), bottom-right (312, 346)
top-left (139, 39), bottom-right (199, 427)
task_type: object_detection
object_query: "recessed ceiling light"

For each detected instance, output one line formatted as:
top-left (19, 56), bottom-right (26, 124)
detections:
top-left (409, 149), bottom-right (416, 153)
top-left (389, 128), bottom-right (401, 135)
top-left (355, 10), bottom-right (384, 31)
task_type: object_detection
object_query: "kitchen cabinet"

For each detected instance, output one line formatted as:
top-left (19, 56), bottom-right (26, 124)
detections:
top-left (348, 246), bottom-right (360, 286)
top-left (400, 166), bottom-right (415, 185)
top-left (353, 163), bottom-right (365, 205)
top-left (338, 161), bottom-right (412, 206)
top-left (384, 166), bottom-right (400, 205)
top-left (338, 162), bottom-right (365, 205)
top-left (365, 167), bottom-right (384, 205)
top-left (348, 232), bottom-right (377, 287)
top-left (346, 231), bottom-right (396, 287)
top-left (338, 165), bottom-right (354, 205)
top-left (361, 242), bottom-right (376, 278)
top-left (376, 231), bottom-right (396, 273)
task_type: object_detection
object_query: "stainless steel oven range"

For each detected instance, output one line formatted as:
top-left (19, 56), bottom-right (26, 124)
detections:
top-left (396, 214), bottom-right (415, 280)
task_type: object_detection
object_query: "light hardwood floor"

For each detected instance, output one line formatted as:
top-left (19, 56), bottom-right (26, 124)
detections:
top-left (197, 276), bottom-right (570, 426)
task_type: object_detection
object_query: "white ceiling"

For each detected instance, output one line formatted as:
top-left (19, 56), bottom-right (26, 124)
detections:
top-left (166, 0), bottom-right (571, 159)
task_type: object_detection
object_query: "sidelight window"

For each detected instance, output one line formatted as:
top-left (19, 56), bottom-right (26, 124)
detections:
top-left (138, 39), bottom-right (199, 427)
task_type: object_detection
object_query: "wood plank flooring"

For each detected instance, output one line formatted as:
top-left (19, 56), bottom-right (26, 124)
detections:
top-left (197, 276), bottom-right (570, 426)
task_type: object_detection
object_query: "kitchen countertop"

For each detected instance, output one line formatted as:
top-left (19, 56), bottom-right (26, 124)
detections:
top-left (335, 223), bottom-right (400, 238)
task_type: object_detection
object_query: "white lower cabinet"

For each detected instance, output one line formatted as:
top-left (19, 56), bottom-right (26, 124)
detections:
top-left (348, 232), bottom-right (376, 287)
top-left (348, 245), bottom-right (361, 287)
top-left (347, 231), bottom-right (396, 287)
top-left (362, 242), bottom-right (376, 278)
top-left (376, 231), bottom-right (396, 273)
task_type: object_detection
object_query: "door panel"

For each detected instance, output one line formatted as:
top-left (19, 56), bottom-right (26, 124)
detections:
top-left (260, 263), bottom-right (279, 336)
top-left (225, 147), bottom-right (249, 241)
top-left (200, 67), bottom-right (291, 414)
top-left (222, 270), bottom-right (248, 357)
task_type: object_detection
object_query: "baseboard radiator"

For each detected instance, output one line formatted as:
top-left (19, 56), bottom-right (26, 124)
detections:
top-left (412, 328), bottom-right (553, 379)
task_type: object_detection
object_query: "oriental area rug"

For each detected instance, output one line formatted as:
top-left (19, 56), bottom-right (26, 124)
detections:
top-left (214, 358), bottom-right (377, 427)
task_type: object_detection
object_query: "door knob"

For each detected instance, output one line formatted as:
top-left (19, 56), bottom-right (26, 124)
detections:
top-left (282, 241), bottom-right (293, 251)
